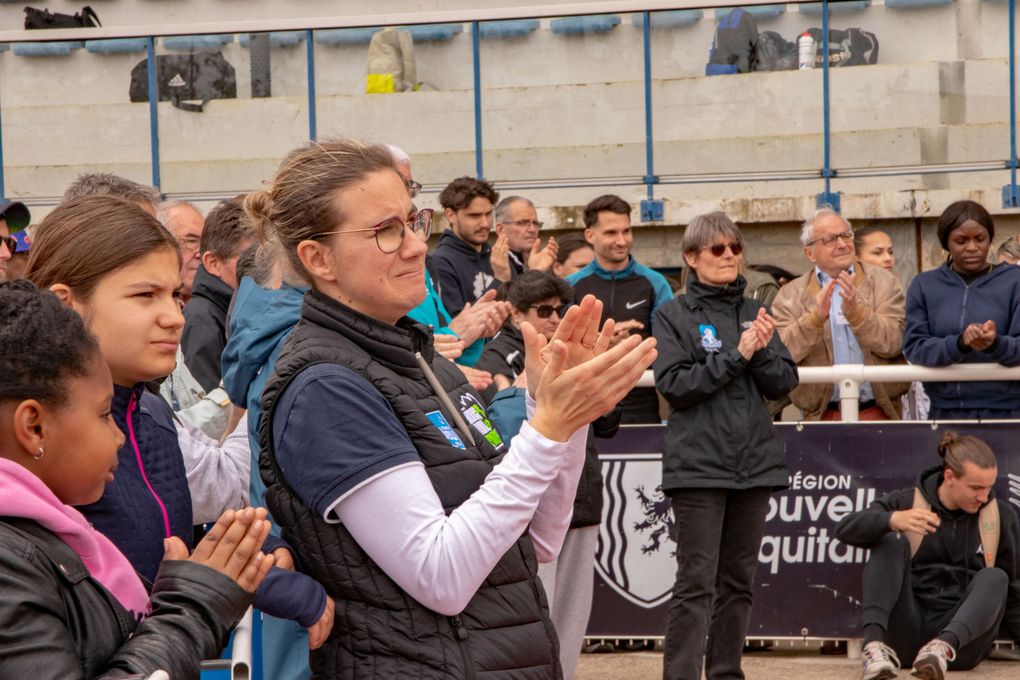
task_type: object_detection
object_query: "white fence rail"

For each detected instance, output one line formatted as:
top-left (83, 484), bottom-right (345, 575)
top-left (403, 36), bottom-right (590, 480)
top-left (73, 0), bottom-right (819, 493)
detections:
top-left (637, 363), bottom-right (1020, 422)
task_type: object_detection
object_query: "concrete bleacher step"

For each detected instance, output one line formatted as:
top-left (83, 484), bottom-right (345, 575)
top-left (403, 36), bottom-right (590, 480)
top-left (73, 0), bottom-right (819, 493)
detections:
top-left (550, 15), bottom-right (622, 35)
top-left (12, 41), bottom-right (83, 57)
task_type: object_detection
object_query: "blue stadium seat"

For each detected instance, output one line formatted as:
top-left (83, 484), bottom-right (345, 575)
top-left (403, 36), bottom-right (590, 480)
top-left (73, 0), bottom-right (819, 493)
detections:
top-left (240, 31), bottom-right (306, 48)
top-left (885, 0), bottom-right (952, 6)
top-left (162, 34), bottom-right (234, 51)
top-left (0, 44), bottom-right (7, 53)
top-left (314, 28), bottom-right (381, 46)
top-left (630, 10), bottom-right (704, 28)
top-left (800, 1), bottom-right (871, 13)
top-left (86, 38), bottom-right (149, 54)
top-left (12, 41), bottom-right (83, 57)
top-left (550, 15), bottom-right (622, 35)
top-left (479, 19), bottom-right (540, 39)
top-left (406, 24), bottom-right (463, 42)
top-left (713, 5), bottom-right (787, 20)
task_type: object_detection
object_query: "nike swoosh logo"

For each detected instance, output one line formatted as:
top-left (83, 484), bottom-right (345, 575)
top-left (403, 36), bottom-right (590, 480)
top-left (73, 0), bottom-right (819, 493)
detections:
top-left (625, 300), bottom-right (647, 310)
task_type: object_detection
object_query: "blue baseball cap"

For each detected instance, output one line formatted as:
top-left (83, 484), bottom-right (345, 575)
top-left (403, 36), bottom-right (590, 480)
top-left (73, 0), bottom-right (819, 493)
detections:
top-left (0, 200), bottom-right (30, 231)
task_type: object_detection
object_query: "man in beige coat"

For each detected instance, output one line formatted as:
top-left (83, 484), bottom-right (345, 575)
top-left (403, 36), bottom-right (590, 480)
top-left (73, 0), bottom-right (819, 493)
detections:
top-left (772, 208), bottom-right (908, 420)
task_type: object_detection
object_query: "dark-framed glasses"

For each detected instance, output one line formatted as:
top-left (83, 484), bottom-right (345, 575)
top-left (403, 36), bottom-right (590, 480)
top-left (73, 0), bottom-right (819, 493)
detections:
top-left (530, 303), bottom-right (569, 319)
top-left (1, 236), bottom-right (18, 255)
top-left (702, 242), bottom-right (743, 257)
top-left (809, 231), bottom-right (854, 248)
top-left (406, 179), bottom-right (423, 198)
top-left (313, 208), bottom-right (433, 254)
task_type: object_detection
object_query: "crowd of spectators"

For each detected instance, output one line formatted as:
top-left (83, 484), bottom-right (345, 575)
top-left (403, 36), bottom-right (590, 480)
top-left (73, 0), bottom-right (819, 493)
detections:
top-left (1, 142), bottom-right (1020, 680)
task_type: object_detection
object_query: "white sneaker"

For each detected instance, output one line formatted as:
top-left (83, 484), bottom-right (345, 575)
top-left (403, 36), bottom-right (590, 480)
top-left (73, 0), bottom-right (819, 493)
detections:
top-left (862, 641), bottom-right (900, 680)
top-left (911, 638), bottom-right (956, 680)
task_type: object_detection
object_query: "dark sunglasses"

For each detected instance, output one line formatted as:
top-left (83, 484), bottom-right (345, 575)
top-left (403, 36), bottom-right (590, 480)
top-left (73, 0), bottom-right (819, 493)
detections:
top-left (530, 303), bottom-right (569, 319)
top-left (703, 242), bottom-right (743, 257)
top-left (1, 236), bottom-right (18, 255)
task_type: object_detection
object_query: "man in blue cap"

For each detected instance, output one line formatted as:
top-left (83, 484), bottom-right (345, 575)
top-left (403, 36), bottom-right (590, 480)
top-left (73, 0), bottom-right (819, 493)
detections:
top-left (0, 200), bottom-right (30, 282)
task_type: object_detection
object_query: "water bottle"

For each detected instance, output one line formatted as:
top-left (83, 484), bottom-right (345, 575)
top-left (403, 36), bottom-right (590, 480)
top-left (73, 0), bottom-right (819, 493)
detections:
top-left (798, 32), bottom-right (815, 70)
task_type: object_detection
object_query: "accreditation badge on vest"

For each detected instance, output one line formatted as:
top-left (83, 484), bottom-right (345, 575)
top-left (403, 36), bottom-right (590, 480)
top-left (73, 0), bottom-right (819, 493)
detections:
top-left (457, 393), bottom-right (506, 451)
top-left (425, 410), bottom-right (466, 449)
top-left (699, 323), bottom-right (722, 352)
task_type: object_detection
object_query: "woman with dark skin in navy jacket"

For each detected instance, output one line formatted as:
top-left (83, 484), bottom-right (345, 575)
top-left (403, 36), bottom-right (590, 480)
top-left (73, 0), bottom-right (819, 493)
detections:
top-left (903, 200), bottom-right (1020, 419)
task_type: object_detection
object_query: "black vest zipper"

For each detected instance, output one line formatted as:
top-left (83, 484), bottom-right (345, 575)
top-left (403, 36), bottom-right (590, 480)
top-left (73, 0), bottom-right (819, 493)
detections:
top-left (450, 615), bottom-right (478, 680)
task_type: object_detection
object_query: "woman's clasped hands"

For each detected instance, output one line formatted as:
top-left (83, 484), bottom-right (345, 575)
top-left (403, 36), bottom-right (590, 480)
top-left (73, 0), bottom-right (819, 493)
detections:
top-left (520, 295), bottom-right (658, 442)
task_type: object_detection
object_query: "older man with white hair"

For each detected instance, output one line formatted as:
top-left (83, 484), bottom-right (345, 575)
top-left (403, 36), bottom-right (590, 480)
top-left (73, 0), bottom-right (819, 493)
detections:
top-left (772, 207), bottom-right (908, 420)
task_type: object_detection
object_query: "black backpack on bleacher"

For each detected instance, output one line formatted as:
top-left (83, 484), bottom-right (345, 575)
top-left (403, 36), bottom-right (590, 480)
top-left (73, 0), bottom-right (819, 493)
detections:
top-left (805, 27), bottom-right (879, 67)
top-left (707, 8), bottom-right (758, 75)
top-left (129, 52), bottom-right (237, 113)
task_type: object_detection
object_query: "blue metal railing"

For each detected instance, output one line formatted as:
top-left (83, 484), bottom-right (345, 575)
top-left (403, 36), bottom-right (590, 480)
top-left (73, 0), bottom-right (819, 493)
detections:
top-left (0, 4), bottom-right (1018, 207)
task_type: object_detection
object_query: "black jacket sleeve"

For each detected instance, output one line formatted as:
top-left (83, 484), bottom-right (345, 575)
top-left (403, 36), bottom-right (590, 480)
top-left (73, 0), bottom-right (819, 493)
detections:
top-left (180, 312), bottom-right (227, 392)
top-left (995, 500), bottom-right (1020, 643)
top-left (593, 405), bottom-right (622, 439)
top-left (652, 304), bottom-right (749, 411)
top-left (431, 253), bottom-right (470, 319)
top-left (103, 560), bottom-right (252, 678)
top-left (745, 332), bottom-right (799, 401)
top-left (834, 487), bottom-right (913, 547)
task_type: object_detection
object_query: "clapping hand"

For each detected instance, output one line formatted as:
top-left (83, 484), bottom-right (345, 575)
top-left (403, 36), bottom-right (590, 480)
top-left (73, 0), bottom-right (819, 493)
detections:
top-left (449, 290), bottom-right (511, 344)
top-left (737, 308), bottom-right (777, 360)
top-left (962, 320), bottom-right (997, 352)
top-left (527, 237), bottom-right (559, 272)
top-left (521, 295), bottom-right (658, 442)
top-left (491, 234), bottom-right (512, 283)
top-left (163, 507), bottom-right (275, 593)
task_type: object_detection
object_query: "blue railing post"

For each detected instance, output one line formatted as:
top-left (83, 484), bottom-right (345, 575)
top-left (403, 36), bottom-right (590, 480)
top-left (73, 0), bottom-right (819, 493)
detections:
top-left (817, 0), bottom-right (840, 210)
top-left (306, 29), bottom-right (317, 141)
top-left (471, 21), bottom-right (484, 179)
top-left (1004, 0), bottom-right (1019, 207)
top-left (146, 37), bottom-right (161, 192)
top-left (640, 11), bottom-right (663, 222)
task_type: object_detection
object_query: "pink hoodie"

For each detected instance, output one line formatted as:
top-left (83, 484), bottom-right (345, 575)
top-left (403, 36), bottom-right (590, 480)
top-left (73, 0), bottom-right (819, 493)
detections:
top-left (0, 458), bottom-right (149, 619)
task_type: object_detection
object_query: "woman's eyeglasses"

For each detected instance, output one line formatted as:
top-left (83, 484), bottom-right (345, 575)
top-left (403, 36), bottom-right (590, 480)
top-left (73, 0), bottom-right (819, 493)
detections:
top-left (702, 242), bottom-right (743, 257)
top-left (1, 236), bottom-right (18, 255)
top-left (313, 208), bottom-right (433, 253)
top-left (530, 303), bottom-right (569, 319)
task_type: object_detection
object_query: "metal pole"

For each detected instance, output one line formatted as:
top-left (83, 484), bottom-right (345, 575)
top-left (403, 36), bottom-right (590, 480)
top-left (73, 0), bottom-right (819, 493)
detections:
top-left (1010, 0), bottom-right (1018, 205)
top-left (306, 29), bottom-right (317, 141)
top-left (472, 21), bottom-right (484, 179)
top-left (822, 0), bottom-right (832, 200)
top-left (146, 36), bottom-right (161, 191)
top-left (642, 11), bottom-right (655, 201)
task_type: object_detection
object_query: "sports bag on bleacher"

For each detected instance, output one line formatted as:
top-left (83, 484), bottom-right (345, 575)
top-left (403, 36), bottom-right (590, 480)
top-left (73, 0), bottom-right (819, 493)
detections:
top-left (24, 5), bottom-right (100, 29)
top-left (128, 52), bottom-right (237, 113)
top-left (805, 27), bottom-right (879, 67)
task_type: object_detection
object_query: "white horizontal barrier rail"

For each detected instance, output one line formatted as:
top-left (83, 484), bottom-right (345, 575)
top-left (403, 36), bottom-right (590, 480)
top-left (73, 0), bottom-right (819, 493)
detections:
top-left (636, 363), bottom-right (1020, 422)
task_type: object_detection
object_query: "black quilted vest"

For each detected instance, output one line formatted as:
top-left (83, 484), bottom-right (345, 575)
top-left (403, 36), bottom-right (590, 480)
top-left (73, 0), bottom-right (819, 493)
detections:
top-left (259, 290), bottom-right (561, 680)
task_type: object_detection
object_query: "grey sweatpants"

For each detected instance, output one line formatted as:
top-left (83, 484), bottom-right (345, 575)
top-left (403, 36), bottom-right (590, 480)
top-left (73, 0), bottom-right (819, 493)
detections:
top-left (538, 524), bottom-right (600, 680)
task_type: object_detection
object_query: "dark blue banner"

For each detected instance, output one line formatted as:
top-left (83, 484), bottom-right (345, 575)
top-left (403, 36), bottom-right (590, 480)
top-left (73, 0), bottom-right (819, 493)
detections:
top-left (589, 422), bottom-right (1020, 638)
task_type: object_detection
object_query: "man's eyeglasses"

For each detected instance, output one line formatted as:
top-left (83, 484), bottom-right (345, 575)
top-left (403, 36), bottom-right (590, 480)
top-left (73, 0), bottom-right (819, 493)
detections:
top-left (406, 179), bottom-right (423, 198)
top-left (702, 242), bottom-right (743, 257)
top-left (507, 219), bottom-right (544, 229)
top-left (808, 231), bottom-right (855, 248)
top-left (530, 303), bottom-right (569, 319)
top-left (1, 236), bottom-right (18, 255)
top-left (312, 208), bottom-right (433, 254)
